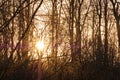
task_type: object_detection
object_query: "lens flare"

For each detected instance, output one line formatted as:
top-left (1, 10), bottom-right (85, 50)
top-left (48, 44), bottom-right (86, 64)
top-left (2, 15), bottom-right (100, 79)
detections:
top-left (36, 41), bottom-right (44, 51)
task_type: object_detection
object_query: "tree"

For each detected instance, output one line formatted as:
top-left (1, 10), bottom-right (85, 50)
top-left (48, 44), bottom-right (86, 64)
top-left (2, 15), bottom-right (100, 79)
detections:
top-left (103, 0), bottom-right (109, 66)
top-left (110, 0), bottom-right (120, 50)
top-left (95, 0), bottom-right (103, 65)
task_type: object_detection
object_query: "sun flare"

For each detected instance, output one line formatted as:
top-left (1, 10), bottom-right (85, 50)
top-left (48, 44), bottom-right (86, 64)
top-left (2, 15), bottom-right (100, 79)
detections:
top-left (36, 41), bottom-right (44, 51)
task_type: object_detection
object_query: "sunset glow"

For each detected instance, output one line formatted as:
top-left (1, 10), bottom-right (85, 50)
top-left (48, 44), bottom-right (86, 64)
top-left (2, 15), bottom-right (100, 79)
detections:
top-left (36, 41), bottom-right (44, 51)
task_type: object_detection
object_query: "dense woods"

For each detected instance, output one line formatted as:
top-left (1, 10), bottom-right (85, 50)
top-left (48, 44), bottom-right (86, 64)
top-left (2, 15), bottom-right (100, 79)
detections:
top-left (0, 0), bottom-right (120, 80)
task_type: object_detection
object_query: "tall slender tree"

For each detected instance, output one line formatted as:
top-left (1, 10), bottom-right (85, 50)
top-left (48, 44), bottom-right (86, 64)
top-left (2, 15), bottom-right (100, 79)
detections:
top-left (104, 0), bottom-right (108, 66)
top-left (110, 0), bottom-right (120, 50)
top-left (95, 0), bottom-right (103, 64)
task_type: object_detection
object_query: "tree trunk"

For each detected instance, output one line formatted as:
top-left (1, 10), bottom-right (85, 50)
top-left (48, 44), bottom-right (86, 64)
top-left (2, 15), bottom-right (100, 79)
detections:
top-left (104, 0), bottom-right (108, 66)
top-left (69, 0), bottom-right (75, 61)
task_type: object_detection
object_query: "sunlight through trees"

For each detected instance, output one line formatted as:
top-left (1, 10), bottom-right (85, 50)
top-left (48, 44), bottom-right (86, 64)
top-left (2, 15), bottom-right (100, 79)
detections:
top-left (0, 0), bottom-right (120, 80)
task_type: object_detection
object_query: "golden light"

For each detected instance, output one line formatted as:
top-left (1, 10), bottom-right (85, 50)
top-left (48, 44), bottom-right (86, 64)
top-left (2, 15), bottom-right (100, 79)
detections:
top-left (36, 41), bottom-right (44, 51)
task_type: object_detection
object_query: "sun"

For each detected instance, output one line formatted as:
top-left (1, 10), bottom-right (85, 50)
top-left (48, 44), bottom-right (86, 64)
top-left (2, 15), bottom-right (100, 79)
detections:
top-left (36, 41), bottom-right (44, 51)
